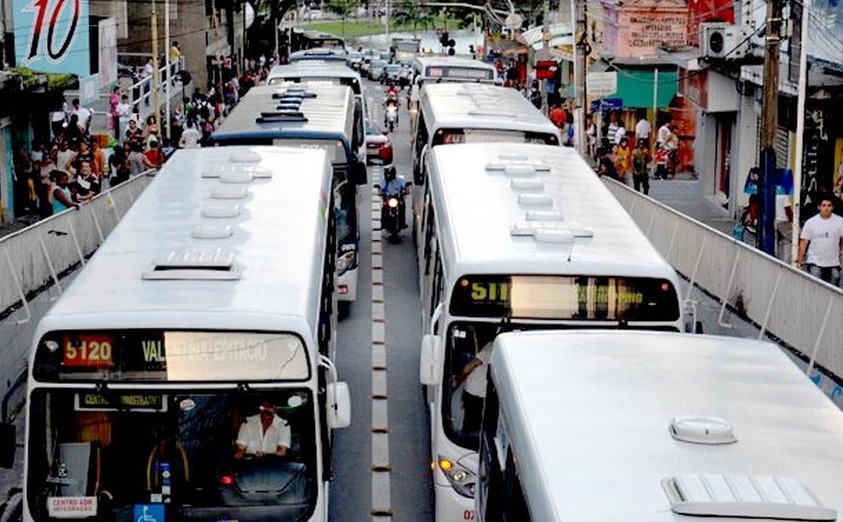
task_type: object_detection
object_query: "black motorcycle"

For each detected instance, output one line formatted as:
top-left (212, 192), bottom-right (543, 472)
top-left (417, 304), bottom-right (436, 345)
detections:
top-left (375, 179), bottom-right (411, 243)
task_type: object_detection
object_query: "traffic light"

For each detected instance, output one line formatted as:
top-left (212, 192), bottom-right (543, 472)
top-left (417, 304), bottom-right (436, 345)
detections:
top-left (439, 31), bottom-right (449, 47)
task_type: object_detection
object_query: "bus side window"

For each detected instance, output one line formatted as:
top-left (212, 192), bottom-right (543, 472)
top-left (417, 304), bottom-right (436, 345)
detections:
top-left (430, 253), bottom-right (444, 320)
top-left (423, 204), bottom-right (436, 276)
top-left (413, 114), bottom-right (428, 185)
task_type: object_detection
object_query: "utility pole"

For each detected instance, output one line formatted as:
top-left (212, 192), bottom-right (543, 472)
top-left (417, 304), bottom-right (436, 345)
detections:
top-left (540, 0), bottom-right (550, 115)
top-left (572, 0), bottom-right (587, 155)
top-left (790, 0), bottom-right (810, 263)
top-left (151, 0), bottom-right (161, 143)
top-left (164, 0), bottom-right (171, 144)
top-left (757, 0), bottom-right (783, 255)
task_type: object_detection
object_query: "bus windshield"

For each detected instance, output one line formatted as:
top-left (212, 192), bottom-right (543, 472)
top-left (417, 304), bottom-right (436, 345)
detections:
top-left (26, 389), bottom-right (318, 522)
top-left (432, 128), bottom-right (559, 146)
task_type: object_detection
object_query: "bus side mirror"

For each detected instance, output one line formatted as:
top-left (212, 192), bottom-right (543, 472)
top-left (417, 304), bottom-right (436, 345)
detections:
top-left (414, 146), bottom-right (428, 186)
top-left (326, 382), bottom-right (351, 429)
top-left (420, 334), bottom-right (441, 386)
top-left (353, 160), bottom-right (367, 185)
top-left (0, 422), bottom-right (16, 469)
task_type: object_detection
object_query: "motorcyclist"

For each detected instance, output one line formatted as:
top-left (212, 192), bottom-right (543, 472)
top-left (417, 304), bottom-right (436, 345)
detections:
top-left (385, 81), bottom-right (399, 99)
top-left (379, 164), bottom-right (409, 233)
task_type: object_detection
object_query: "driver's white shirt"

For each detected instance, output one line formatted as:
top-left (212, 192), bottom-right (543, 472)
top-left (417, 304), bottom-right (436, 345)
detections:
top-left (237, 414), bottom-right (291, 454)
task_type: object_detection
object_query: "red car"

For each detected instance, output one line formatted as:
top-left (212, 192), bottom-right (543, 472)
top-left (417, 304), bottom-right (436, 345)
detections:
top-left (366, 122), bottom-right (393, 165)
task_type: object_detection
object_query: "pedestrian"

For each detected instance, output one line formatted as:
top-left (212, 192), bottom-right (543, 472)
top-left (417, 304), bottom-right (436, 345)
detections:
top-left (615, 137), bottom-right (632, 183)
top-left (775, 193), bottom-right (794, 261)
top-left (631, 139), bottom-right (651, 195)
top-left (125, 118), bottom-right (144, 150)
top-left (796, 195), bottom-right (843, 286)
top-left (109, 86), bottom-right (121, 138)
top-left (48, 169), bottom-right (79, 214)
top-left (635, 110), bottom-right (651, 148)
top-left (179, 119), bottom-right (201, 149)
top-left (51, 100), bottom-right (68, 141)
top-left (606, 112), bottom-right (619, 147)
top-left (549, 102), bottom-right (566, 129)
top-left (71, 99), bottom-right (92, 133)
top-left (657, 119), bottom-right (671, 150)
top-left (595, 147), bottom-right (618, 180)
top-left (108, 144), bottom-right (131, 187)
top-left (614, 119), bottom-right (627, 145)
top-left (169, 41), bottom-right (181, 78)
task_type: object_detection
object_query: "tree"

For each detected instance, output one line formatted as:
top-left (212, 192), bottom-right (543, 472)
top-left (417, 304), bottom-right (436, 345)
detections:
top-left (392, 0), bottom-right (436, 38)
top-left (327, 0), bottom-right (360, 37)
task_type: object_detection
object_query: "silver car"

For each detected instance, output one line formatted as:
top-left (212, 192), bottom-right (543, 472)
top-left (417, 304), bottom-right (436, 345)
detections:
top-left (369, 59), bottom-right (387, 81)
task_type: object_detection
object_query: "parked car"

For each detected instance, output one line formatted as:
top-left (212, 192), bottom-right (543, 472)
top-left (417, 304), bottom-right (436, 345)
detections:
top-left (369, 59), bottom-right (387, 81)
top-left (365, 122), bottom-right (393, 165)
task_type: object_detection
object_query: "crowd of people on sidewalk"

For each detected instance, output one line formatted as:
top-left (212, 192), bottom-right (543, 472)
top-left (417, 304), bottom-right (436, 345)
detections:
top-left (9, 56), bottom-right (271, 227)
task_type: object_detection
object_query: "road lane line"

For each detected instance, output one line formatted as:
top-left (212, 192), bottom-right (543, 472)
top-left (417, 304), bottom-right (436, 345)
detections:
top-left (370, 167), bottom-right (392, 518)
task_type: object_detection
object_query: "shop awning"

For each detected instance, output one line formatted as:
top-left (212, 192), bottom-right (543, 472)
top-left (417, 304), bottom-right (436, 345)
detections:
top-left (487, 37), bottom-right (528, 55)
top-left (613, 67), bottom-right (678, 109)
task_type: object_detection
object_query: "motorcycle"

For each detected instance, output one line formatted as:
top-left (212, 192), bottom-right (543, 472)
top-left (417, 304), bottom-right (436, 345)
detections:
top-left (375, 172), bottom-right (411, 243)
top-left (384, 96), bottom-right (399, 132)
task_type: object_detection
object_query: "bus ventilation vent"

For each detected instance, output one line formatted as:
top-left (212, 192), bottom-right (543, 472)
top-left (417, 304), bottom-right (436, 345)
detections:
top-left (670, 416), bottom-right (736, 445)
top-left (256, 114), bottom-right (308, 124)
top-left (511, 178), bottom-right (544, 191)
top-left (517, 194), bottom-right (553, 207)
top-left (143, 248), bottom-right (241, 280)
top-left (467, 109), bottom-right (517, 118)
top-left (216, 171), bottom-right (253, 184)
top-left (201, 204), bottom-right (242, 218)
top-left (229, 150), bottom-right (262, 163)
top-left (497, 153), bottom-right (529, 162)
top-left (526, 210), bottom-right (563, 222)
top-left (662, 474), bottom-right (836, 521)
top-left (210, 186), bottom-right (249, 200)
top-left (192, 224), bottom-right (233, 240)
top-left (203, 166), bottom-right (271, 179)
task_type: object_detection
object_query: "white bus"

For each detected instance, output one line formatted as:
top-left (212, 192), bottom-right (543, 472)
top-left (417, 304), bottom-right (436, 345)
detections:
top-left (478, 330), bottom-right (843, 521)
top-left (410, 83), bottom-right (561, 231)
top-left (213, 84), bottom-right (366, 303)
top-left (418, 143), bottom-right (689, 521)
top-left (265, 61), bottom-right (367, 138)
top-left (412, 56), bottom-right (496, 86)
top-left (2, 146), bottom-right (351, 522)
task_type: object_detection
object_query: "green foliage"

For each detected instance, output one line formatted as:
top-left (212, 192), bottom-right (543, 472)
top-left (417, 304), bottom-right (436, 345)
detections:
top-left (326, 0), bottom-right (360, 37)
top-left (9, 67), bottom-right (76, 90)
top-left (392, 0), bottom-right (436, 37)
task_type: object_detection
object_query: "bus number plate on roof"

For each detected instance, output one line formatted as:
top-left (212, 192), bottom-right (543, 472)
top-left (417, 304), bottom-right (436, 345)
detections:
top-left (62, 334), bottom-right (114, 368)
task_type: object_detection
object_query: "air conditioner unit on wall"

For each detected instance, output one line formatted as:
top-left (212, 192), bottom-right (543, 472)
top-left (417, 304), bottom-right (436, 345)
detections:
top-left (700, 22), bottom-right (746, 60)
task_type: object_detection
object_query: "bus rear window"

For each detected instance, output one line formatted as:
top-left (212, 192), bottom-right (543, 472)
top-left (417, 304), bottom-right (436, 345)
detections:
top-left (449, 275), bottom-right (680, 322)
top-left (33, 330), bottom-right (309, 382)
top-left (432, 129), bottom-right (559, 146)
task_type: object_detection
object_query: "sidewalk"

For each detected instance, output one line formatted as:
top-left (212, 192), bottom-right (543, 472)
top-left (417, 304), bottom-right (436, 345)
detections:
top-left (638, 172), bottom-right (793, 264)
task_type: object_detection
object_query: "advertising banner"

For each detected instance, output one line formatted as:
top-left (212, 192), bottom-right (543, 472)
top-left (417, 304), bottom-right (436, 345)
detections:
top-left (13, 0), bottom-right (90, 76)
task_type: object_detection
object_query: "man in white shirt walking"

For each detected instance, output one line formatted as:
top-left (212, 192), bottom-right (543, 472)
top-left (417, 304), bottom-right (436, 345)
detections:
top-left (635, 111), bottom-right (651, 147)
top-left (797, 195), bottom-right (843, 286)
top-left (179, 120), bottom-right (201, 149)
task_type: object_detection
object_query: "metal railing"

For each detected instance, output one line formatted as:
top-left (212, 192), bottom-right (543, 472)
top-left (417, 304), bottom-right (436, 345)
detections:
top-left (123, 56), bottom-right (186, 116)
top-left (605, 179), bottom-right (843, 396)
top-left (0, 172), bottom-right (155, 321)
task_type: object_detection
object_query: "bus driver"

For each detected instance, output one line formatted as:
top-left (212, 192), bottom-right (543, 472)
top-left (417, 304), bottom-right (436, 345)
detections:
top-left (235, 400), bottom-right (291, 459)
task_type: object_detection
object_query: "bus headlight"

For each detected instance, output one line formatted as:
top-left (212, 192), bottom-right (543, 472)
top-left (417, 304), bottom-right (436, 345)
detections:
top-left (438, 456), bottom-right (476, 498)
top-left (336, 251), bottom-right (355, 276)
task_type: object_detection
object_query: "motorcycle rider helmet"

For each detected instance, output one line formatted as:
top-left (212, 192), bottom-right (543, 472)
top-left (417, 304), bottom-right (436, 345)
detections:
top-left (384, 165), bottom-right (397, 181)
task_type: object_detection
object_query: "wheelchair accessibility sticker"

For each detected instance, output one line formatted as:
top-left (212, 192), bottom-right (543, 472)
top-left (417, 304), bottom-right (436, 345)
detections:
top-left (133, 504), bottom-right (165, 522)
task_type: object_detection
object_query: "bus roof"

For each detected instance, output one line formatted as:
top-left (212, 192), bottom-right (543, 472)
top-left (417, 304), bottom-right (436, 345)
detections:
top-left (490, 330), bottom-right (843, 521)
top-left (414, 56), bottom-right (494, 70)
top-left (419, 83), bottom-right (559, 138)
top-left (212, 83), bottom-right (355, 147)
top-left (38, 146), bottom-right (333, 336)
top-left (288, 48), bottom-right (349, 63)
top-left (266, 61), bottom-right (362, 93)
top-left (427, 143), bottom-right (672, 279)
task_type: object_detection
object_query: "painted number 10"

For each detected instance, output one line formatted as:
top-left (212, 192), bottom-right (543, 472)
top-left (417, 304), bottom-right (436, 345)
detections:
top-left (24, 0), bottom-right (80, 62)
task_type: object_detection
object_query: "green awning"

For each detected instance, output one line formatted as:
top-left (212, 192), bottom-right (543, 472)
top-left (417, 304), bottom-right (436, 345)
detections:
top-left (614, 67), bottom-right (678, 109)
